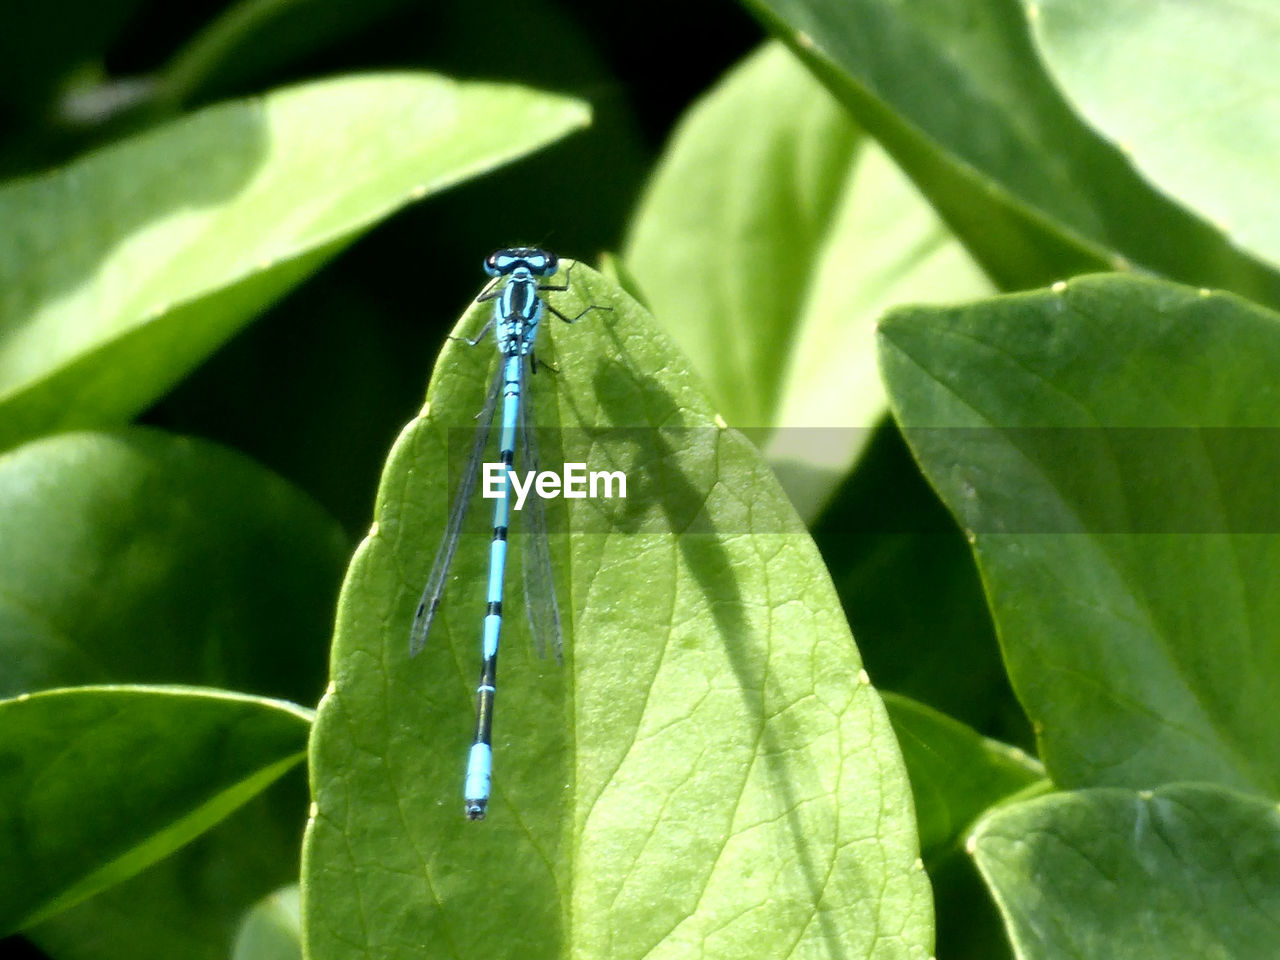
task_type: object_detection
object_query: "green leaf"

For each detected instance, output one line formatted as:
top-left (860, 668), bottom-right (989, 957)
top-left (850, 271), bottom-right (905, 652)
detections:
top-left (885, 693), bottom-right (1044, 861)
top-left (1027, 0), bottom-right (1280, 272)
top-left (878, 274), bottom-right (1280, 795)
top-left (0, 685), bottom-right (310, 934)
top-left (626, 41), bottom-right (859, 429)
top-left (0, 428), bottom-right (345, 959)
top-left (232, 886), bottom-right (302, 960)
top-left (0, 73), bottom-right (589, 452)
top-left (625, 41), bottom-right (988, 519)
top-left (0, 427), bottom-right (347, 701)
top-left (971, 783), bottom-right (1280, 960)
top-left (303, 265), bottom-right (932, 959)
top-left (738, 0), bottom-right (1280, 303)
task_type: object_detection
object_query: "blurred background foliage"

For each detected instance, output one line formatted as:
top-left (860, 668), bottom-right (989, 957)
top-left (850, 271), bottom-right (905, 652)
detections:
top-left (0, 1), bottom-right (1034, 957)
top-left (0, 0), bottom-right (755, 538)
top-left (8, 0), bottom-right (1280, 957)
top-left (0, 0), bottom-right (1023, 753)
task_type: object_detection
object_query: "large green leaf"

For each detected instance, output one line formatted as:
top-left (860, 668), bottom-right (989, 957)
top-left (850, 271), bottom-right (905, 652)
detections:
top-left (878, 274), bottom-right (1280, 796)
top-left (625, 40), bottom-right (858, 429)
top-left (738, 0), bottom-right (1280, 304)
top-left (0, 428), bottom-right (346, 959)
top-left (971, 783), bottom-right (1280, 959)
top-left (303, 265), bottom-right (932, 959)
top-left (625, 41), bottom-right (988, 518)
top-left (0, 73), bottom-right (589, 452)
top-left (1028, 0), bottom-right (1280, 271)
top-left (0, 685), bottom-right (310, 934)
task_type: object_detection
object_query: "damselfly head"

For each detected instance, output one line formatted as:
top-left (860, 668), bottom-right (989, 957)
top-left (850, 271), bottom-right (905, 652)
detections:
top-left (485, 247), bottom-right (559, 277)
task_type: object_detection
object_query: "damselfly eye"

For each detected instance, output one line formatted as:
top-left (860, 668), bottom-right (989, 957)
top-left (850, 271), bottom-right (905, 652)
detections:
top-left (542, 253), bottom-right (559, 275)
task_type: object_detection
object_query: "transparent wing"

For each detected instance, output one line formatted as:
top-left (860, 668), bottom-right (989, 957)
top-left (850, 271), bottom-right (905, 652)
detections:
top-left (408, 359), bottom-right (504, 656)
top-left (518, 357), bottom-right (565, 662)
